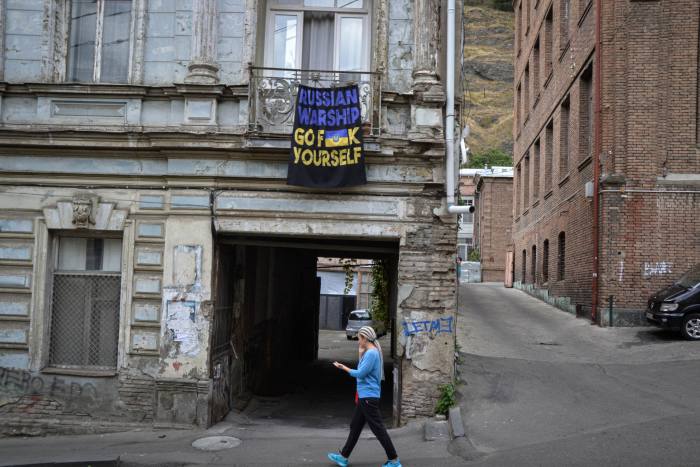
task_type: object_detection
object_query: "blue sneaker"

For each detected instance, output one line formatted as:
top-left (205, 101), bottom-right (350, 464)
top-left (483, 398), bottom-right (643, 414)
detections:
top-left (382, 460), bottom-right (402, 467)
top-left (328, 452), bottom-right (349, 467)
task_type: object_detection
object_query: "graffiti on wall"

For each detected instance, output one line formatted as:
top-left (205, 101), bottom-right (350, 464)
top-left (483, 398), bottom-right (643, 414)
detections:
top-left (402, 316), bottom-right (454, 337)
top-left (0, 367), bottom-right (100, 410)
top-left (643, 262), bottom-right (672, 277)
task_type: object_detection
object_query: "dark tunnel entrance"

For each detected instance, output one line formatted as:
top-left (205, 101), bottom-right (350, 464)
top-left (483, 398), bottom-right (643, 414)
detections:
top-left (209, 234), bottom-right (400, 428)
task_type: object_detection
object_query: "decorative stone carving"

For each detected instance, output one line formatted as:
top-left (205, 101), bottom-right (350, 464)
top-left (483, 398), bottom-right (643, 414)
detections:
top-left (43, 195), bottom-right (128, 231)
top-left (71, 196), bottom-right (95, 228)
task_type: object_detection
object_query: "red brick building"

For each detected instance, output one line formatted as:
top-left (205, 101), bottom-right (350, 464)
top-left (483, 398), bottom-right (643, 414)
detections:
top-left (512, 0), bottom-right (700, 325)
top-left (474, 170), bottom-right (514, 283)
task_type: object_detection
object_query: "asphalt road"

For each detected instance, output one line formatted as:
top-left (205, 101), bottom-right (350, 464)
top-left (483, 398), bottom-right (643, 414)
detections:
top-left (454, 283), bottom-right (700, 466)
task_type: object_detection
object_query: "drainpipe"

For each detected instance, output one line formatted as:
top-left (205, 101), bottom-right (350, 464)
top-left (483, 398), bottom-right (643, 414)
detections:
top-left (445, 0), bottom-right (471, 215)
top-left (591, 0), bottom-right (602, 323)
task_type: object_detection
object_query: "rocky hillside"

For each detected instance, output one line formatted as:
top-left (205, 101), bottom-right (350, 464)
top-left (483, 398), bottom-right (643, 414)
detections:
top-left (462, 1), bottom-right (514, 156)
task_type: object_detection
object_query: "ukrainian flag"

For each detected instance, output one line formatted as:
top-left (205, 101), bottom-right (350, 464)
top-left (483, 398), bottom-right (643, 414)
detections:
top-left (325, 129), bottom-right (349, 148)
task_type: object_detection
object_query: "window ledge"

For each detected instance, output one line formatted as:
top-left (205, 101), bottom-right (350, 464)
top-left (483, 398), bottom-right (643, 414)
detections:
top-left (578, 155), bottom-right (593, 171)
top-left (0, 343), bottom-right (28, 350)
top-left (128, 351), bottom-right (159, 357)
top-left (42, 367), bottom-right (117, 378)
top-left (0, 315), bottom-right (30, 322)
top-left (578, 1), bottom-right (593, 27)
top-left (544, 189), bottom-right (554, 200)
top-left (558, 172), bottom-right (571, 187)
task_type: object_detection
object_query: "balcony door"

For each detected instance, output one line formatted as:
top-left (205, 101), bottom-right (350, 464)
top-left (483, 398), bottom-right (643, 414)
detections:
top-left (265, 0), bottom-right (370, 76)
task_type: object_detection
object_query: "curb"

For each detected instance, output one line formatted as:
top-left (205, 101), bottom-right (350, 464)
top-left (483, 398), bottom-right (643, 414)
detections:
top-left (448, 406), bottom-right (466, 438)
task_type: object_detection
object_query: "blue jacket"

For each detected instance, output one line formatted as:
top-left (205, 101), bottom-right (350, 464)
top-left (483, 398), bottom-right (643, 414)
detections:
top-left (349, 348), bottom-right (381, 398)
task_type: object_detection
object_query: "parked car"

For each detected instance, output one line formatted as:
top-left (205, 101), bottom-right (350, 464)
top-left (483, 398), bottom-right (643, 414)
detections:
top-left (646, 263), bottom-right (700, 340)
top-left (345, 309), bottom-right (386, 340)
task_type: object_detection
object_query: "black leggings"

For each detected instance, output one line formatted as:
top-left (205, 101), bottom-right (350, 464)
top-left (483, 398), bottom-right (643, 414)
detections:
top-left (341, 397), bottom-right (398, 460)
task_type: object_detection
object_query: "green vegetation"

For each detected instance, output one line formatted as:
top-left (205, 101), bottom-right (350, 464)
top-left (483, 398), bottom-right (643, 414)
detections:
top-left (370, 260), bottom-right (389, 327)
top-left (465, 148), bottom-right (512, 168)
top-left (435, 383), bottom-right (457, 416)
top-left (340, 258), bottom-right (356, 295)
top-left (468, 249), bottom-right (481, 262)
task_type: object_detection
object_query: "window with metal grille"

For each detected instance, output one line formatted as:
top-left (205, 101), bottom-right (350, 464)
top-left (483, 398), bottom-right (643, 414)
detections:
top-left (49, 236), bottom-right (122, 370)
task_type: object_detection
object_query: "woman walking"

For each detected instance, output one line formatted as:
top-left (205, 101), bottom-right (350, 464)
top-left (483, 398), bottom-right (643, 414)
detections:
top-left (328, 326), bottom-right (401, 467)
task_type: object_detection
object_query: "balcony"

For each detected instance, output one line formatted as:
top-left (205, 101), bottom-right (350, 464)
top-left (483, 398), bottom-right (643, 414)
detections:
top-left (248, 66), bottom-right (382, 137)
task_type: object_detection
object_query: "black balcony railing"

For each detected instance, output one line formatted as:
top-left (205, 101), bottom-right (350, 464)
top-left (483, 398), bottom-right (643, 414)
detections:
top-left (248, 66), bottom-right (381, 136)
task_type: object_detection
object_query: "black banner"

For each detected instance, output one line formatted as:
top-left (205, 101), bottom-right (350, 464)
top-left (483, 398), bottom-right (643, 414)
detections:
top-left (287, 84), bottom-right (367, 188)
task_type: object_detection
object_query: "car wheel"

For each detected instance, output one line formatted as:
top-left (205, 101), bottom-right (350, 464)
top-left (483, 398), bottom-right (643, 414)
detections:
top-left (681, 313), bottom-right (700, 340)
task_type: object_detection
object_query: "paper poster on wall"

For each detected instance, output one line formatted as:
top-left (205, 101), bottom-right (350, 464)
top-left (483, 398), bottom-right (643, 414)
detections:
top-left (287, 84), bottom-right (367, 188)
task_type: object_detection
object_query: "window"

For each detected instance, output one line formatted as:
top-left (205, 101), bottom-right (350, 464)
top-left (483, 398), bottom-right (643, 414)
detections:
top-left (516, 163), bottom-right (522, 215)
top-left (579, 64), bottom-right (594, 162)
top-left (544, 7), bottom-right (553, 79)
top-left (544, 120), bottom-right (554, 192)
top-left (265, 0), bottom-right (370, 73)
top-left (49, 236), bottom-right (122, 370)
top-left (524, 64), bottom-right (530, 119)
top-left (531, 245), bottom-right (537, 283)
top-left (516, 83), bottom-right (522, 130)
top-left (559, 96), bottom-right (570, 177)
top-left (516, 2), bottom-right (522, 54)
top-left (533, 37), bottom-right (540, 98)
top-left (524, 0), bottom-right (530, 35)
top-left (533, 138), bottom-right (541, 200)
top-left (67, 0), bottom-right (133, 83)
top-left (522, 249), bottom-right (527, 282)
top-left (560, 0), bottom-right (570, 51)
top-left (557, 232), bottom-right (566, 280)
top-left (523, 153), bottom-right (530, 208)
top-left (542, 239), bottom-right (549, 283)
top-left (461, 198), bottom-right (475, 224)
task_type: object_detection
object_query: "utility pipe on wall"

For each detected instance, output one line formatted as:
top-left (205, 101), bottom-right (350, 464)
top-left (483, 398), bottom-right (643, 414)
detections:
top-left (591, 0), bottom-right (602, 323)
top-left (445, 0), bottom-right (471, 215)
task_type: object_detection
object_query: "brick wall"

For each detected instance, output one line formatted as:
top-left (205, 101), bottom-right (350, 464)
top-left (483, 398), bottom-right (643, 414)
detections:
top-left (475, 176), bottom-right (514, 282)
top-left (512, 0), bottom-right (700, 324)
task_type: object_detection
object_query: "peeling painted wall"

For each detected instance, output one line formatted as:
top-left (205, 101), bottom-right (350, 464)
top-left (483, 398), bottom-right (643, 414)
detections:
top-left (3, 0), bottom-right (44, 82)
top-left (0, 0), bottom-right (459, 432)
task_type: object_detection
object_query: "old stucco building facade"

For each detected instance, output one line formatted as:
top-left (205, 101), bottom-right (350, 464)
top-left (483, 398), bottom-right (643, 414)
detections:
top-left (0, 0), bottom-right (460, 434)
